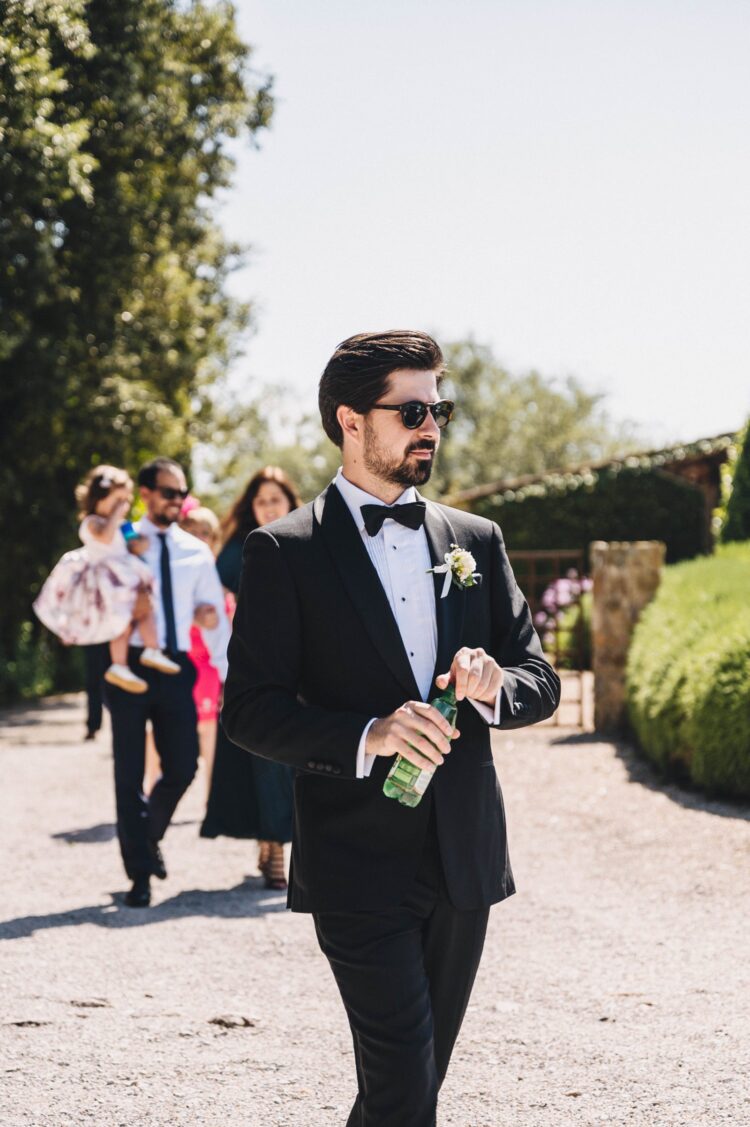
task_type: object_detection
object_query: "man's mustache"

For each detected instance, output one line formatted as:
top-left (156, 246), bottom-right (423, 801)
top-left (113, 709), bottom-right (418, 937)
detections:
top-left (406, 442), bottom-right (436, 454)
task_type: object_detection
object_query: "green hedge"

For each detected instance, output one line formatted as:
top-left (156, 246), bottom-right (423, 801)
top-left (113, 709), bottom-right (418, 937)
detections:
top-left (626, 543), bottom-right (750, 798)
top-left (0, 620), bottom-right (84, 705)
top-left (474, 466), bottom-right (707, 562)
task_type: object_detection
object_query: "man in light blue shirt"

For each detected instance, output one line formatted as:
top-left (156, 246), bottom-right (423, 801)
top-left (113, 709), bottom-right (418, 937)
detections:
top-left (107, 456), bottom-right (230, 908)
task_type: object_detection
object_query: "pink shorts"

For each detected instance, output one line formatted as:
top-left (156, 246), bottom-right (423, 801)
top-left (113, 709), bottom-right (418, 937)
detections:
top-left (193, 661), bottom-right (220, 723)
top-left (188, 624), bottom-right (220, 723)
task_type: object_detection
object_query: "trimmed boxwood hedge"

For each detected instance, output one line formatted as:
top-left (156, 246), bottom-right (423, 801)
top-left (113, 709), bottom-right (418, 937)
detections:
top-left (474, 466), bottom-right (707, 562)
top-left (626, 542), bottom-right (750, 798)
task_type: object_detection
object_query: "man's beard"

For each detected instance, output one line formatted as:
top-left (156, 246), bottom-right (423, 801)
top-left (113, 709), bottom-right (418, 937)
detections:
top-left (152, 510), bottom-right (178, 527)
top-left (363, 421), bottom-right (436, 487)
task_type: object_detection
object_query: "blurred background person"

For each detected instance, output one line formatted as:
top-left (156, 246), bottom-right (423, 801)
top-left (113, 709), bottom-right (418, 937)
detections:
top-left (143, 502), bottom-right (227, 802)
top-left (104, 457), bottom-right (230, 907)
top-left (34, 465), bottom-right (181, 695)
top-left (180, 503), bottom-right (227, 801)
top-left (201, 466), bottom-right (301, 890)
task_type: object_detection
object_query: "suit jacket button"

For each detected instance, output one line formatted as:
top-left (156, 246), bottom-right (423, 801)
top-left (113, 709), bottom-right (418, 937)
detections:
top-left (332, 767), bottom-right (342, 775)
top-left (307, 760), bottom-right (316, 769)
top-left (324, 763), bottom-right (333, 772)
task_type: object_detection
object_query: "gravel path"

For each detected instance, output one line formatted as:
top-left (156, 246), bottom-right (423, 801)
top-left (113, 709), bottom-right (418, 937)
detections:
top-left (1, 694), bottom-right (749, 1126)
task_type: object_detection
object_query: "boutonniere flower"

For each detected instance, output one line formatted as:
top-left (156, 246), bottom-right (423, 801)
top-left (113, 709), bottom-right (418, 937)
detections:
top-left (428, 544), bottom-right (482, 599)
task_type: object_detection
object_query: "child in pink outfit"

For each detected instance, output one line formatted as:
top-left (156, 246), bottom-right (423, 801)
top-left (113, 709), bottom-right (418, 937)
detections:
top-left (34, 466), bottom-right (181, 694)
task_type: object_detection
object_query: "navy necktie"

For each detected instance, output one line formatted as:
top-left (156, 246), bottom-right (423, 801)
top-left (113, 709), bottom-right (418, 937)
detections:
top-left (158, 533), bottom-right (178, 655)
top-left (360, 501), bottom-right (427, 537)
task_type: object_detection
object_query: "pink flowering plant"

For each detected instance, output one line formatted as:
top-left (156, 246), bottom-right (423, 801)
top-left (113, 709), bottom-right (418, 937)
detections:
top-left (534, 570), bottom-right (593, 669)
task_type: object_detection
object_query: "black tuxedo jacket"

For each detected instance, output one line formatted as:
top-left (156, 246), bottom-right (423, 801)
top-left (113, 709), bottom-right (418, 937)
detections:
top-left (222, 483), bottom-right (560, 913)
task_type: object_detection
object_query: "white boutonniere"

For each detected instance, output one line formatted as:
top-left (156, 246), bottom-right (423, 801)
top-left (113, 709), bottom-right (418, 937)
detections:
top-left (428, 544), bottom-right (482, 599)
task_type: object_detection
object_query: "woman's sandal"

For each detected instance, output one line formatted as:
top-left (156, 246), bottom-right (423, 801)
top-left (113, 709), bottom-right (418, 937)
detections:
top-left (259, 841), bottom-right (287, 890)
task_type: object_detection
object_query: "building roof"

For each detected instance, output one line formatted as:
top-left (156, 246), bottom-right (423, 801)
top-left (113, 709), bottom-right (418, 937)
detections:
top-left (446, 432), bottom-right (738, 507)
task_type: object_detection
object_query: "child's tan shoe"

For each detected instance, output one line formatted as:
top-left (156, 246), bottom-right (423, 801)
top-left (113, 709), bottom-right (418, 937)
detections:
top-left (140, 648), bottom-right (181, 675)
top-left (104, 664), bottom-right (148, 694)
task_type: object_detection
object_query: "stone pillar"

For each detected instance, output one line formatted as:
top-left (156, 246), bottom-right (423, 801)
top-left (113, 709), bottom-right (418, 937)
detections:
top-left (590, 540), bottom-right (665, 733)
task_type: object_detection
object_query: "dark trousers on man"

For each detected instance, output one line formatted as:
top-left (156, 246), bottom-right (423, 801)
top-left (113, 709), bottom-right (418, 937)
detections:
top-left (106, 648), bottom-right (198, 879)
top-left (83, 643), bottom-right (109, 736)
top-left (313, 814), bottom-right (490, 1127)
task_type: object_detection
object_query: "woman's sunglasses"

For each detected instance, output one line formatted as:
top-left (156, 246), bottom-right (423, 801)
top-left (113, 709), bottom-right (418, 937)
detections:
top-left (157, 486), bottom-right (190, 501)
top-left (370, 399), bottom-right (455, 430)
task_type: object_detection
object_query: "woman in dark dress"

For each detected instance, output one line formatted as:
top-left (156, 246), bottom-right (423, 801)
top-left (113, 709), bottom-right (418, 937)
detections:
top-left (200, 466), bottom-right (302, 889)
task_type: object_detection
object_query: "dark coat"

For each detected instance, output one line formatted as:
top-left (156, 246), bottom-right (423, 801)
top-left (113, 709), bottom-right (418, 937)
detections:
top-left (222, 483), bottom-right (560, 912)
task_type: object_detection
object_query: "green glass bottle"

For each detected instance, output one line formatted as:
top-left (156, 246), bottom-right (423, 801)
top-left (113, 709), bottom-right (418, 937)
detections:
top-left (382, 685), bottom-right (458, 807)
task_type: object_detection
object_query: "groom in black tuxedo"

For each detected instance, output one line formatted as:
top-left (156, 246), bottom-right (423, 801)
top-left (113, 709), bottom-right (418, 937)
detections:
top-left (223, 330), bottom-right (560, 1126)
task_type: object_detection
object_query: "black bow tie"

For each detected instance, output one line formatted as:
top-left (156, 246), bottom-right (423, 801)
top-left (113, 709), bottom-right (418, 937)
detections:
top-left (360, 501), bottom-right (426, 537)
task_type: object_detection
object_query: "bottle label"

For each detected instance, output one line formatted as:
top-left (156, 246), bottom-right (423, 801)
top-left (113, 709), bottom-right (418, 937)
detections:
top-left (412, 768), bottom-right (434, 795)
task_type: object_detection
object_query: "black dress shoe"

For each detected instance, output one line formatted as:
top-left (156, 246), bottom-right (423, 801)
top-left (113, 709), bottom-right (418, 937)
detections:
top-left (124, 875), bottom-right (151, 908)
top-left (148, 840), bottom-right (167, 880)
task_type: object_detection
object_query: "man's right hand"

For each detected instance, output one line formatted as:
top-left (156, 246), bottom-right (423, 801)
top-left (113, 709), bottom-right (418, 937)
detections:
top-left (366, 701), bottom-right (459, 773)
top-left (127, 534), bottom-right (149, 557)
top-left (194, 603), bottom-right (219, 630)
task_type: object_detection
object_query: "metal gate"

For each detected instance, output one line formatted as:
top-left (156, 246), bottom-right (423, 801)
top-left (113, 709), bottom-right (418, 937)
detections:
top-left (507, 549), bottom-right (589, 727)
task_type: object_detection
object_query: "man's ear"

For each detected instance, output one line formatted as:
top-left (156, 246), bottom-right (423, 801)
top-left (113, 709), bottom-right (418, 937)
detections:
top-left (336, 404), bottom-right (364, 445)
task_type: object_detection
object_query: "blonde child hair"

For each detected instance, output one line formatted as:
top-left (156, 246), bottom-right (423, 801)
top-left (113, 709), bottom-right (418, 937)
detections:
top-left (180, 506), bottom-right (220, 552)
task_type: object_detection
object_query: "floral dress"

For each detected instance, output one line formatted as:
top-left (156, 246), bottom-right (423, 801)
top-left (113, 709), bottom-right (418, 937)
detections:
top-left (33, 517), bottom-right (153, 646)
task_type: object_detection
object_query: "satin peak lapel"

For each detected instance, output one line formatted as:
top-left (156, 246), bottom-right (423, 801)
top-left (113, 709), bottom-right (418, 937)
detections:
top-left (314, 485), bottom-right (421, 701)
top-left (422, 500), bottom-right (465, 685)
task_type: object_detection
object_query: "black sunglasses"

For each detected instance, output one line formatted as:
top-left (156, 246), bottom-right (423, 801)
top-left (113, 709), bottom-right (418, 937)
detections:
top-left (157, 486), bottom-right (189, 501)
top-left (370, 399), bottom-right (455, 430)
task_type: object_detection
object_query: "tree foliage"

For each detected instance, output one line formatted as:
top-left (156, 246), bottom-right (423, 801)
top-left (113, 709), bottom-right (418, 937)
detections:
top-left (196, 382), bottom-right (340, 510)
top-left (720, 418), bottom-right (750, 544)
top-left (0, 0), bottom-right (272, 699)
top-left (431, 339), bottom-right (640, 496)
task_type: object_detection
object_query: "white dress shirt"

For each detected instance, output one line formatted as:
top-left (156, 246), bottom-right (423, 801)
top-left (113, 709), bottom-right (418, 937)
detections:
top-left (333, 469), bottom-right (500, 778)
top-left (130, 516), bottom-right (231, 681)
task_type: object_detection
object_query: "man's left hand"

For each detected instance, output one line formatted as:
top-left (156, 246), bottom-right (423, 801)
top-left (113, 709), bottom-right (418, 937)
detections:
top-left (436, 647), bottom-right (504, 706)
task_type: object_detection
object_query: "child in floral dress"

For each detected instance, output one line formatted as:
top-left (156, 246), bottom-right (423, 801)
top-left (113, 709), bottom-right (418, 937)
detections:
top-left (34, 466), bottom-right (180, 693)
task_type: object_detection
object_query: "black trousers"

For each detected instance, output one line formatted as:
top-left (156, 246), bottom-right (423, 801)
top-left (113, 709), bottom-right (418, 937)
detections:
top-left (106, 647), bottom-right (198, 879)
top-left (83, 643), bottom-right (109, 735)
top-left (313, 816), bottom-right (490, 1127)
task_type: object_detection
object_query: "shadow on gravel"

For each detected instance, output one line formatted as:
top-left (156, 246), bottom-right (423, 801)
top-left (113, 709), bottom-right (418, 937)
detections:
top-left (51, 818), bottom-right (198, 845)
top-left (551, 731), bottom-right (750, 823)
top-left (0, 877), bottom-right (286, 941)
top-left (0, 697), bottom-right (82, 726)
top-left (52, 822), bottom-right (118, 844)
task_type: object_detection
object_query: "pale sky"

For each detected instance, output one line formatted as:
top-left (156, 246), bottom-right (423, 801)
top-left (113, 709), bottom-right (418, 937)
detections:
top-left (219, 0), bottom-right (750, 448)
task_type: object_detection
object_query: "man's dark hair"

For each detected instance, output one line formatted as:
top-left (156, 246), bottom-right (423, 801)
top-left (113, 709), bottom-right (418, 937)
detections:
top-left (137, 457), bottom-right (185, 490)
top-left (318, 330), bottom-right (445, 448)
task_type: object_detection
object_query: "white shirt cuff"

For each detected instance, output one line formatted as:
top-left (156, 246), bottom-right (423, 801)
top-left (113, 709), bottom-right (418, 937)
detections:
top-left (357, 692), bottom-right (500, 778)
top-left (356, 718), bottom-right (378, 778)
top-left (469, 688), bottom-right (502, 726)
